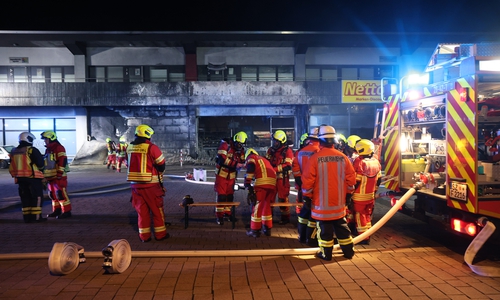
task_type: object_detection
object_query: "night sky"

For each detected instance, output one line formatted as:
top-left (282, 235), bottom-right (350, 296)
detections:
top-left (1, 0), bottom-right (499, 33)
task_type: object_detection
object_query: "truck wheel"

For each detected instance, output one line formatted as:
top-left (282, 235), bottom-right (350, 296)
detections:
top-left (0, 160), bottom-right (8, 169)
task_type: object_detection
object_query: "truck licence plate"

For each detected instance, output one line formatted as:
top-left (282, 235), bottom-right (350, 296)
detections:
top-left (450, 181), bottom-right (467, 202)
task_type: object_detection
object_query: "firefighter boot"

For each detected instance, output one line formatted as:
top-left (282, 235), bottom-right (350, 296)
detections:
top-left (246, 229), bottom-right (261, 238)
top-left (340, 243), bottom-right (355, 259)
top-left (306, 224), bottom-right (318, 247)
top-left (297, 222), bottom-right (307, 243)
top-left (57, 211), bottom-right (72, 219)
top-left (315, 247), bottom-right (333, 261)
top-left (23, 214), bottom-right (35, 223)
top-left (262, 225), bottom-right (272, 236)
top-left (217, 217), bottom-right (224, 225)
top-left (47, 208), bottom-right (61, 218)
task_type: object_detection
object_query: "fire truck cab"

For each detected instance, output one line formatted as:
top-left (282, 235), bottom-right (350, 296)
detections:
top-left (382, 43), bottom-right (500, 242)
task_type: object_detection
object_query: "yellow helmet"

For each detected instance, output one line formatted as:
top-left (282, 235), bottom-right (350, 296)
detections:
top-left (355, 139), bottom-right (375, 156)
top-left (245, 148), bottom-right (258, 160)
top-left (299, 133), bottom-right (309, 145)
top-left (318, 125), bottom-right (336, 145)
top-left (106, 137), bottom-right (112, 142)
top-left (347, 135), bottom-right (361, 149)
top-left (233, 131), bottom-right (248, 144)
top-left (135, 124), bottom-right (154, 138)
top-left (273, 130), bottom-right (287, 143)
top-left (41, 130), bottom-right (57, 141)
top-left (119, 136), bottom-right (126, 143)
top-left (335, 133), bottom-right (346, 144)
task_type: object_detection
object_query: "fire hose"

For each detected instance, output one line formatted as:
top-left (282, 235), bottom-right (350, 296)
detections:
top-left (1, 178), bottom-right (498, 277)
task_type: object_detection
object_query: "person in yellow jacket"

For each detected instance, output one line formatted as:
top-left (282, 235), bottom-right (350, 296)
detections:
top-left (116, 136), bottom-right (128, 173)
top-left (127, 124), bottom-right (168, 242)
top-left (302, 125), bottom-right (357, 261)
top-left (9, 132), bottom-right (46, 223)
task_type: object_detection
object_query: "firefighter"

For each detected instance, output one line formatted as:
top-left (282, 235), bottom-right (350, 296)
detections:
top-left (116, 136), bottom-right (128, 173)
top-left (266, 130), bottom-right (294, 225)
top-left (127, 124), bottom-right (168, 242)
top-left (214, 131), bottom-right (247, 225)
top-left (106, 137), bottom-right (117, 170)
top-left (345, 135), bottom-right (361, 163)
top-left (244, 148), bottom-right (277, 237)
top-left (292, 132), bottom-right (309, 213)
top-left (9, 132), bottom-right (46, 223)
top-left (293, 128), bottom-right (321, 246)
top-left (302, 125), bottom-right (356, 261)
top-left (351, 139), bottom-right (382, 245)
top-left (41, 130), bottom-right (72, 219)
top-left (335, 133), bottom-right (347, 152)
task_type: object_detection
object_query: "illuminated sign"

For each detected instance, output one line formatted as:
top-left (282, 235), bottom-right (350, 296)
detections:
top-left (342, 80), bottom-right (384, 103)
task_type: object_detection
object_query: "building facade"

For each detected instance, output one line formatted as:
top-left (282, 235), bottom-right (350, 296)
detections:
top-left (0, 31), bottom-right (477, 164)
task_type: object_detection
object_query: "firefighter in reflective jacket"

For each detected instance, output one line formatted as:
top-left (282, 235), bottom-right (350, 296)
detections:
top-left (116, 136), bottom-right (128, 173)
top-left (9, 132), bottom-right (46, 223)
top-left (106, 137), bottom-right (117, 170)
top-left (127, 124), bottom-right (168, 242)
top-left (302, 125), bottom-right (356, 261)
top-left (351, 139), bottom-right (382, 245)
top-left (345, 135), bottom-right (361, 163)
top-left (292, 128), bottom-right (320, 246)
top-left (266, 130), bottom-right (294, 224)
top-left (41, 130), bottom-right (72, 219)
top-left (244, 148), bottom-right (277, 237)
top-left (214, 131), bottom-right (247, 225)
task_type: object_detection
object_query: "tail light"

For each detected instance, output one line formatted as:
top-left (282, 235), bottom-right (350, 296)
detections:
top-left (451, 218), bottom-right (477, 236)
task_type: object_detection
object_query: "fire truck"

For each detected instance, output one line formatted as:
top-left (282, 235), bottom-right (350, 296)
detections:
top-left (381, 42), bottom-right (500, 243)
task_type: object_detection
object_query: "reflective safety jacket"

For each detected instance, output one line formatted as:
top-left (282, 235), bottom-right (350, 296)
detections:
top-left (266, 145), bottom-right (293, 179)
top-left (244, 153), bottom-right (277, 190)
top-left (215, 138), bottom-right (245, 180)
top-left (116, 142), bottom-right (128, 158)
top-left (301, 147), bottom-right (356, 221)
top-left (9, 144), bottom-right (44, 179)
top-left (352, 156), bottom-right (382, 201)
top-left (43, 141), bottom-right (68, 179)
top-left (107, 141), bottom-right (117, 155)
top-left (127, 140), bottom-right (165, 186)
top-left (292, 140), bottom-right (320, 179)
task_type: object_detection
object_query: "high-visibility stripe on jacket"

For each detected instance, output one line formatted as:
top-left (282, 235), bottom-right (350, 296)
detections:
top-left (43, 141), bottom-right (68, 178)
top-left (215, 139), bottom-right (244, 180)
top-left (352, 156), bottom-right (382, 201)
top-left (127, 141), bottom-right (165, 184)
top-left (116, 142), bottom-right (128, 158)
top-left (266, 145), bottom-right (293, 178)
top-left (9, 146), bottom-right (44, 179)
top-left (244, 154), bottom-right (277, 189)
top-left (292, 140), bottom-right (320, 178)
top-left (301, 147), bottom-right (356, 221)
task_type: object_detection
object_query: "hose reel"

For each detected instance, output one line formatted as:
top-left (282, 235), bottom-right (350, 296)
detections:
top-left (102, 239), bottom-right (132, 274)
top-left (48, 242), bottom-right (86, 275)
top-left (47, 239), bottom-right (131, 275)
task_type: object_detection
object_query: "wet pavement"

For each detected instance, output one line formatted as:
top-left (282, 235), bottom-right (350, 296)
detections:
top-left (0, 164), bottom-right (499, 299)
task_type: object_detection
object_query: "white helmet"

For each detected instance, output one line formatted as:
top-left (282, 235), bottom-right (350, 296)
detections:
top-left (19, 132), bottom-right (36, 144)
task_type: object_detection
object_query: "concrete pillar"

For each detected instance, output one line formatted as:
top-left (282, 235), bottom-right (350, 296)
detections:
top-left (74, 55), bottom-right (86, 82)
top-left (295, 54), bottom-right (306, 82)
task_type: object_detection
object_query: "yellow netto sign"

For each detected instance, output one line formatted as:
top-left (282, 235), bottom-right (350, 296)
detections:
top-left (341, 80), bottom-right (384, 103)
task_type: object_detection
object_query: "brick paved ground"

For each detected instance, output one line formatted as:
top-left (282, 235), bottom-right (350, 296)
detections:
top-left (0, 164), bottom-right (499, 299)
